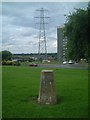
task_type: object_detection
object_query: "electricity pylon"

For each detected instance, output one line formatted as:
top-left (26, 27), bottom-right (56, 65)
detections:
top-left (35, 8), bottom-right (49, 61)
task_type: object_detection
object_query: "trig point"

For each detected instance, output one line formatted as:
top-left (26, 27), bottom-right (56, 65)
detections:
top-left (38, 70), bottom-right (57, 104)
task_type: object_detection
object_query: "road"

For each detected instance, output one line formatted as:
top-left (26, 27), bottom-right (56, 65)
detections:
top-left (38, 63), bottom-right (89, 70)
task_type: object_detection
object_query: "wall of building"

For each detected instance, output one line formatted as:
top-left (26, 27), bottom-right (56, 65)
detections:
top-left (57, 26), bottom-right (67, 62)
top-left (57, 27), bottom-right (63, 62)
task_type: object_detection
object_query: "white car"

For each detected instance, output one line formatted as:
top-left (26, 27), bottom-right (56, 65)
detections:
top-left (68, 60), bottom-right (74, 64)
top-left (63, 61), bottom-right (68, 64)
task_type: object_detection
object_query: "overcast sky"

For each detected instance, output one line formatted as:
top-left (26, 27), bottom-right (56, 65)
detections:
top-left (1, 2), bottom-right (88, 53)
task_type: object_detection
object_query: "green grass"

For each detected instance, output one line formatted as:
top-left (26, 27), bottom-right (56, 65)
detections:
top-left (0, 66), bottom-right (2, 119)
top-left (2, 66), bottom-right (88, 118)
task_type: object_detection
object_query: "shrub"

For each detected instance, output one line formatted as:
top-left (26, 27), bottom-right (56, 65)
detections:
top-left (6, 61), bottom-right (13, 65)
top-left (2, 60), bottom-right (21, 66)
top-left (14, 62), bottom-right (21, 66)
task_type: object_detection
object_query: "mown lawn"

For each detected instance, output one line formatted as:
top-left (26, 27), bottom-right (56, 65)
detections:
top-left (2, 66), bottom-right (88, 118)
top-left (0, 66), bottom-right (2, 119)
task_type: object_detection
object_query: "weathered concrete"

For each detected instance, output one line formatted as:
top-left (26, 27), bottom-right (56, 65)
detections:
top-left (38, 70), bottom-right (57, 104)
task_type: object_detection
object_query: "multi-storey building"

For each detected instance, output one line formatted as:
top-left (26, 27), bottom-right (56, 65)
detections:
top-left (57, 26), bottom-right (67, 62)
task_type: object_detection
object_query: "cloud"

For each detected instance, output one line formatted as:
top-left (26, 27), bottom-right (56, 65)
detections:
top-left (1, 2), bottom-right (88, 53)
top-left (2, 3), bottom-right (37, 28)
top-left (2, 0), bottom-right (90, 2)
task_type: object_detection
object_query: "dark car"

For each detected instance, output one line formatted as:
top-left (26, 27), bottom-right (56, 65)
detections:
top-left (29, 63), bottom-right (38, 67)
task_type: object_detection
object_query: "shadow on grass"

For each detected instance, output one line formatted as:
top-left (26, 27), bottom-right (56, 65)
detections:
top-left (21, 95), bottom-right (63, 105)
top-left (57, 95), bottom-right (64, 104)
top-left (20, 95), bottom-right (38, 103)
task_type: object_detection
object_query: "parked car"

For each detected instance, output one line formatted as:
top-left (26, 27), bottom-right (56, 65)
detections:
top-left (63, 61), bottom-right (68, 64)
top-left (68, 60), bottom-right (74, 64)
top-left (29, 63), bottom-right (38, 67)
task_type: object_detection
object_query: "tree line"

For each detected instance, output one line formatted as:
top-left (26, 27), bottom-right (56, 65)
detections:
top-left (63, 3), bottom-right (89, 62)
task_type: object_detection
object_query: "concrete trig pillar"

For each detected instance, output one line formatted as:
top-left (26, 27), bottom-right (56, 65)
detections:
top-left (38, 70), bottom-right (57, 104)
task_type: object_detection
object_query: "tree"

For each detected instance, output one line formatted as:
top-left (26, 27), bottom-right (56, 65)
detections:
top-left (1, 50), bottom-right (12, 61)
top-left (64, 6), bottom-right (89, 61)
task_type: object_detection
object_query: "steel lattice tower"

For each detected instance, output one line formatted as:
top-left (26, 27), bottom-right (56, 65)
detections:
top-left (35, 8), bottom-right (49, 61)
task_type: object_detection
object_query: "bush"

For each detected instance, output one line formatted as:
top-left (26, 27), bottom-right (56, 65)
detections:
top-left (14, 62), bottom-right (21, 66)
top-left (2, 60), bottom-right (8, 65)
top-left (2, 60), bottom-right (21, 66)
top-left (6, 61), bottom-right (13, 65)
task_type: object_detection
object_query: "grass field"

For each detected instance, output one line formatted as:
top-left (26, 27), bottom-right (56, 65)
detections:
top-left (2, 66), bottom-right (88, 118)
top-left (0, 66), bottom-right (2, 119)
